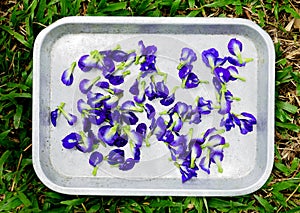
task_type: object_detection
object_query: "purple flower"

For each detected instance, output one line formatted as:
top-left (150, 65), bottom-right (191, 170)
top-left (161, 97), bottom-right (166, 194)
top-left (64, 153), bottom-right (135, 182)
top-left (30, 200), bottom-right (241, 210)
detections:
top-left (77, 99), bottom-right (91, 114)
top-left (218, 90), bottom-right (233, 115)
top-left (98, 125), bottom-right (119, 146)
top-left (180, 48), bottom-right (197, 64)
top-left (133, 81), bottom-right (146, 103)
top-left (88, 109), bottom-right (106, 125)
top-left (202, 48), bottom-right (227, 69)
top-left (61, 62), bottom-right (76, 86)
top-left (145, 82), bottom-right (157, 101)
top-left (129, 79), bottom-right (139, 95)
top-left (119, 158), bottom-right (136, 171)
top-left (144, 103), bottom-right (155, 119)
top-left (197, 97), bottom-right (213, 115)
top-left (220, 113), bottom-right (235, 131)
top-left (160, 93), bottom-right (175, 106)
top-left (107, 149), bottom-right (125, 165)
top-left (78, 50), bottom-right (102, 72)
top-left (110, 50), bottom-right (128, 62)
top-left (178, 64), bottom-right (193, 79)
top-left (79, 76), bottom-right (101, 94)
top-left (156, 81), bottom-right (169, 98)
top-left (138, 40), bottom-right (157, 56)
top-left (76, 130), bottom-right (97, 153)
top-left (153, 116), bottom-right (167, 140)
top-left (133, 146), bottom-right (141, 161)
top-left (168, 112), bottom-right (183, 132)
top-left (121, 111), bottom-right (139, 125)
top-left (185, 73), bottom-right (199, 88)
top-left (103, 95), bottom-right (120, 110)
top-left (136, 123), bottom-right (147, 137)
top-left (64, 112), bottom-right (77, 126)
top-left (106, 74), bottom-right (124, 86)
top-left (87, 92), bottom-right (109, 108)
top-left (50, 109), bottom-right (58, 127)
top-left (114, 134), bottom-right (128, 147)
top-left (198, 128), bottom-right (227, 174)
top-left (180, 157), bottom-right (199, 183)
top-left (214, 66), bottom-right (239, 83)
top-left (228, 38), bottom-right (242, 56)
top-left (168, 134), bottom-right (188, 160)
top-left (89, 151), bottom-right (103, 167)
top-left (62, 132), bottom-right (81, 149)
top-left (233, 112), bottom-right (257, 134)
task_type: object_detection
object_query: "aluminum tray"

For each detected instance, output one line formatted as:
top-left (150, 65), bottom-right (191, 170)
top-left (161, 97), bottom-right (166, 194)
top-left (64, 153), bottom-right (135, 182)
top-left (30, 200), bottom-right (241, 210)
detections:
top-left (33, 17), bottom-right (275, 196)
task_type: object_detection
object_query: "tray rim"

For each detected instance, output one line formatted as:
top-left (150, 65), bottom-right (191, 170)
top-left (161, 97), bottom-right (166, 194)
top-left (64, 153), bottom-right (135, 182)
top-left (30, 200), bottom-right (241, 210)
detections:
top-left (32, 16), bottom-right (275, 196)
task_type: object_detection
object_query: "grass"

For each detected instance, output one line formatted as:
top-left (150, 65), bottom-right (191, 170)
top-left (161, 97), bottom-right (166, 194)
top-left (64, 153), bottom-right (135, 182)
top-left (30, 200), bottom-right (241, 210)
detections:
top-left (0, 0), bottom-right (299, 212)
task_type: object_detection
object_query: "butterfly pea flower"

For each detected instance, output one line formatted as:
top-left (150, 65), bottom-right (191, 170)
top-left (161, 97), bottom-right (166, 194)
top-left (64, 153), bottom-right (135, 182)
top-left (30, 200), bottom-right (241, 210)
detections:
top-left (220, 113), bottom-right (235, 131)
top-left (121, 100), bottom-right (143, 112)
top-left (119, 158), bottom-right (136, 171)
top-left (201, 48), bottom-right (227, 70)
top-left (180, 48), bottom-right (197, 64)
top-left (144, 103), bottom-right (155, 119)
top-left (145, 82), bottom-right (157, 101)
top-left (61, 132), bottom-right (81, 149)
top-left (89, 151), bottom-right (103, 167)
top-left (139, 40), bottom-right (157, 56)
top-left (133, 81), bottom-right (146, 103)
top-left (76, 130), bottom-right (97, 153)
top-left (178, 64), bottom-right (193, 79)
top-left (98, 124), bottom-right (120, 146)
top-left (197, 97), bottom-right (213, 115)
top-left (168, 112), bottom-right (183, 132)
top-left (136, 123), bottom-right (147, 137)
top-left (184, 73), bottom-right (208, 89)
top-left (87, 92), bottom-right (110, 108)
top-left (121, 111), bottom-right (139, 125)
top-left (152, 116), bottom-right (167, 141)
top-left (51, 102), bottom-right (77, 126)
top-left (78, 50), bottom-right (103, 72)
top-left (233, 112), bottom-right (257, 135)
top-left (167, 134), bottom-right (188, 161)
top-left (50, 109), bottom-right (59, 127)
top-left (227, 38), bottom-right (253, 67)
top-left (79, 76), bottom-right (101, 94)
top-left (77, 99), bottom-right (91, 114)
top-left (123, 126), bottom-right (143, 148)
top-left (114, 134), bottom-right (128, 147)
top-left (218, 90), bottom-right (233, 115)
top-left (160, 86), bottom-right (179, 106)
top-left (107, 149), bottom-right (125, 165)
top-left (103, 95), bottom-right (120, 110)
top-left (133, 146), bottom-right (141, 161)
top-left (198, 128), bottom-right (228, 174)
top-left (179, 158), bottom-right (199, 183)
top-left (96, 81), bottom-right (124, 95)
top-left (61, 62), bottom-right (76, 86)
top-left (156, 81), bottom-right (169, 98)
top-left (89, 151), bottom-right (103, 176)
top-left (88, 109), bottom-right (107, 125)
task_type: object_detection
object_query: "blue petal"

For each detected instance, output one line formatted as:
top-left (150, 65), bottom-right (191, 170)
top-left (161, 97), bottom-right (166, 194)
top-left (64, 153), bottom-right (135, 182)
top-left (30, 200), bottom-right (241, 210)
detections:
top-left (156, 81), bottom-right (169, 98)
top-left (120, 100), bottom-right (136, 111)
top-left (50, 109), bottom-right (58, 127)
top-left (179, 64), bottom-right (193, 79)
top-left (67, 113), bottom-right (77, 126)
top-left (160, 93), bottom-right (175, 106)
top-left (62, 132), bottom-right (81, 149)
top-left (145, 103), bottom-right (155, 119)
top-left (78, 55), bottom-right (98, 72)
top-left (61, 69), bottom-right (74, 86)
top-left (180, 48), bottom-right (197, 64)
top-left (119, 158), bottom-right (136, 171)
top-left (76, 130), bottom-right (96, 153)
top-left (130, 130), bottom-right (143, 148)
top-left (98, 125), bottom-right (119, 146)
top-left (138, 40), bottom-right (157, 56)
top-left (185, 73), bottom-right (199, 88)
top-left (228, 38), bottom-right (242, 56)
top-left (133, 146), bottom-right (141, 161)
top-left (77, 99), bottom-right (90, 113)
top-left (129, 79), bottom-right (139, 95)
top-left (136, 123), bottom-right (147, 137)
top-left (79, 79), bottom-right (93, 94)
top-left (220, 113), bottom-right (235, 131)
top-left (199, 156), bottom-right (211, 174)
top-left (121, 111), bottom-right (139, 125)
top-left (89, 109), bottom-right (106, 125)
top-left (228, 57), bottom-right (246, 67)
top-left (201, 48), bottom-right (219, 68)
top-left (114, 135), bottom-right (128, 147)
top-left (96, 81), bottom-right (109, 89)
top-left (197, 97), bottom-right (213, 115)
top-left (107, 149), bottom-right (125, 165)
top-left (106, 74), bottom-right (124, 86)
top-left (145, 82), bottom-right (157, 101)
top-left (89, 151), bottom-right (103, 167)
top-left (214, 67), bottom-right (231, 83)
top-left (111, 50), bottom-right (128, 62)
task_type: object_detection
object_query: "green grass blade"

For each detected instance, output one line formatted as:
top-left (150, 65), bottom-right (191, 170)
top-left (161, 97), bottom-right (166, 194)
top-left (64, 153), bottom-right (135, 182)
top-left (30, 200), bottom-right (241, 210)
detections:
top-left (13, 105), bottom-right (23, 129)
top-left (254, 195), bottom-right (274, 212)
top-left (0, 26), bottom-right (31, 48)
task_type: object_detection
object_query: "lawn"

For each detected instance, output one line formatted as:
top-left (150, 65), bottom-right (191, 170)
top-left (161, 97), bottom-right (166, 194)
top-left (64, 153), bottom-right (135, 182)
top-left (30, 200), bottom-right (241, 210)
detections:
top-left (0, 0), bottom-right (299, 212)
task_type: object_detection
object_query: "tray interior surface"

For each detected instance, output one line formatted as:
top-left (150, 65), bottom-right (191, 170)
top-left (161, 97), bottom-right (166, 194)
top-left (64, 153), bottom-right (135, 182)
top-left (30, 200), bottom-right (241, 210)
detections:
top-left (33, 18), bottom-right (274, 196)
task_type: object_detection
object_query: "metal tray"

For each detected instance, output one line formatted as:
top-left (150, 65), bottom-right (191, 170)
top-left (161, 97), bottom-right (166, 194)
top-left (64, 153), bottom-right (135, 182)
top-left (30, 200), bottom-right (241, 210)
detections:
top-left (33, 17), bottom-right (275, 196)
